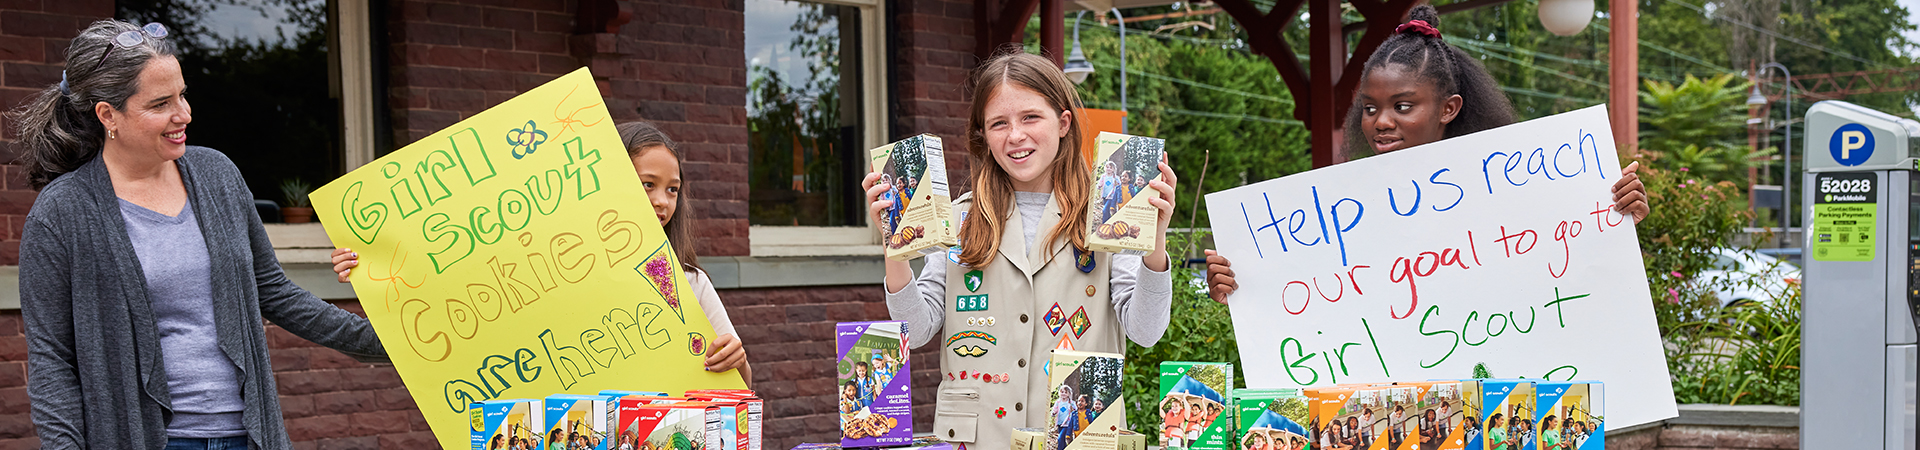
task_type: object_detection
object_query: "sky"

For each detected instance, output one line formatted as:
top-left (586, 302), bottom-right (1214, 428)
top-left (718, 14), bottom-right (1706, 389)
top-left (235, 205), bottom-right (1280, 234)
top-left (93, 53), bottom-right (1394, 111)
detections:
top-left (1906, 0), bottom-right (1920, 55)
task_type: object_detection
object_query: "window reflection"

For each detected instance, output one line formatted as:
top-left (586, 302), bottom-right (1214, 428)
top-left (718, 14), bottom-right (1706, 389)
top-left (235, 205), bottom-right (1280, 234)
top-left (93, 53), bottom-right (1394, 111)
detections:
top-left (119, 0), bottom-right (340, 208)
top-left (744, 0), bottom-right (865, 226)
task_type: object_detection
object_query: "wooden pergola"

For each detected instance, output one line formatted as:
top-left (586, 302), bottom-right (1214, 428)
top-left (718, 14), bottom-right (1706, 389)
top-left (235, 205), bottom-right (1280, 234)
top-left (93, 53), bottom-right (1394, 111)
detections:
top-left (973, 0), bottom-right (1641, 168)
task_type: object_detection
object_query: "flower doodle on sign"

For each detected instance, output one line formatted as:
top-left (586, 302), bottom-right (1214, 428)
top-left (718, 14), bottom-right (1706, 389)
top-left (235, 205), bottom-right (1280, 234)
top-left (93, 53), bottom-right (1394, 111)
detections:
top-left (549, 85), bottom-right (606, 142)
top-left (362, 242), bottom-right (427, 310)
top-left (505, 120), bottom-right (549, 159)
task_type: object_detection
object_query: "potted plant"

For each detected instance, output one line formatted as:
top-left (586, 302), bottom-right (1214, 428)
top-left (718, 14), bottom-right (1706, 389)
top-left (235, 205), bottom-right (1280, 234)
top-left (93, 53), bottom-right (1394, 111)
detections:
top-left (280, 178), bottom-right (314, 223)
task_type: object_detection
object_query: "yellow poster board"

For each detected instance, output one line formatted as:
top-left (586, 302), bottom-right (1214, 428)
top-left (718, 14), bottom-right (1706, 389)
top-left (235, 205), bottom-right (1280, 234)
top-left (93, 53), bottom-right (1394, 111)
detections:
top-left (311, 68), bottom-right (745, 450)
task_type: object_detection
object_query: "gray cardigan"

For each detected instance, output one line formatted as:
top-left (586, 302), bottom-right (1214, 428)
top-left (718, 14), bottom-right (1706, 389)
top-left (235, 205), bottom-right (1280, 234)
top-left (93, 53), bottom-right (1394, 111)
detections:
top-left (20, 147), bottom-right (387, 449)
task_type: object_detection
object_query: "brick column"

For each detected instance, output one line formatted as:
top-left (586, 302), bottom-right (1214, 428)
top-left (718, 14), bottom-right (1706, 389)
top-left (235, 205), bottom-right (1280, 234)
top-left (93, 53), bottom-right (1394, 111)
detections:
top-left (0, 0), bottom-right (115, 266)
top-left (889, 0), bottom-right (978, 196)
top-left (614, 0), bottom-right (750, 257)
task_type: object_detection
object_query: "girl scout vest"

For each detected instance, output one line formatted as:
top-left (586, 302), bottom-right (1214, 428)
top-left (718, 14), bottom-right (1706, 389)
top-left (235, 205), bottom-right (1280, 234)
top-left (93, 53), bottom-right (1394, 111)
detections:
top-left (934, 193), bottom-right (1119, 449)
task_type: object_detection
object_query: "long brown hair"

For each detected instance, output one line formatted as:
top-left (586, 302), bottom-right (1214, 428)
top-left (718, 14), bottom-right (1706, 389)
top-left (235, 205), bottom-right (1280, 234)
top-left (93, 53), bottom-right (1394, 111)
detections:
top-left (955, 51), bottom-right (1092, 267)
top-left (617, 121), bottom-right (700, 272)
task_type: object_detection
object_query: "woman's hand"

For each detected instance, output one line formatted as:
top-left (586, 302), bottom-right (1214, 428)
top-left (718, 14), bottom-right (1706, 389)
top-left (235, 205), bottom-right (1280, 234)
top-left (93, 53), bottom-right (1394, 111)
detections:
top-left (1144, 156), bottom-right (1179, 272)
top-left (1612, 161), bottom-right (1650, 222)
top-left (331, 248), bottom-right (359, 283)
top-left (1204, 250), bottom-right (1237, 304)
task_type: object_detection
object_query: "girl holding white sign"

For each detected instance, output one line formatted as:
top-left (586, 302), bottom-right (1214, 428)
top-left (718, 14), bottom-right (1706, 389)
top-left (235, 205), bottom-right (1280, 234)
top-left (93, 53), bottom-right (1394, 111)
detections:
top-left (1203, 6), bottom-right (1652, 303)
top-left (865, 51), bottom-right (1176, 449)
top-left (329, 121), bottom-right (754, 387)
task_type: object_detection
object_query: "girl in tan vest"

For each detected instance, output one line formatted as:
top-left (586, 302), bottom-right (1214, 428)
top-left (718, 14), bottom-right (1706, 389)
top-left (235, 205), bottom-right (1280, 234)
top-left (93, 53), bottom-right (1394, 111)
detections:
top-left (863, 51), bottom-right (1178, 449)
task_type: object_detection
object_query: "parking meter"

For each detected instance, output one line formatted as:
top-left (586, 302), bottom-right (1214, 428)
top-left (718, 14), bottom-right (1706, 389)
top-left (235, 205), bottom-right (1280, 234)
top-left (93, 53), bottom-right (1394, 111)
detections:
top-left (1801, 100), bottom-right (1918, 448)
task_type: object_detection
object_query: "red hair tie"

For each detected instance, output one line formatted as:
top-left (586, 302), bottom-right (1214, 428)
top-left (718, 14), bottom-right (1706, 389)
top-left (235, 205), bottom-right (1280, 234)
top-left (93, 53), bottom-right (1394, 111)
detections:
top-left (1396, 20), bottom-right (1440, 38)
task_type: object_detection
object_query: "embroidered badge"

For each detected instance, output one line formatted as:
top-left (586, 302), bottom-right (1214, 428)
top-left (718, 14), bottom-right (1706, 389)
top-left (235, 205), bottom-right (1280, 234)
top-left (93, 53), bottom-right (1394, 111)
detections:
top-left (1074, 248), bottom-right (1096, 273)
top-left (947, 246), bottom-right (964, 266)
top-left (1068, 306), bottom-right (1092, 338)
top-left (964, 269), bottom-right (984, 292)
top-left (995, 407), bottom-right (1007, 418)
top-left (945, 330), bottom-right (996, 346)
top-left (1054, 334), bottom-right (1076, 351)
top-left (956, 294), bottom-right (989, 312)
top-left (1085, 284), bottom-right (1096, 297)
top-left (952, 345), bottom-right (988, 357)
top-left (1044, 303), bottom-right (1067, 336)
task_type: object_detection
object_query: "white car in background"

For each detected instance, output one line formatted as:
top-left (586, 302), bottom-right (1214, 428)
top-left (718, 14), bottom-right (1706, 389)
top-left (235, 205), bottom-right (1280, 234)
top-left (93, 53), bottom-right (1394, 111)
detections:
top-left (1699, 247), bottom-right (1801, 307)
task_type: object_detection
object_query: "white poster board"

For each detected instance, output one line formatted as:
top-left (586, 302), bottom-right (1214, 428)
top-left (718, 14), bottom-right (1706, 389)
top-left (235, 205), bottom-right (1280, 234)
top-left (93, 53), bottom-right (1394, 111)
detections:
top-left (1204, 106), bottom-right (1677, 428)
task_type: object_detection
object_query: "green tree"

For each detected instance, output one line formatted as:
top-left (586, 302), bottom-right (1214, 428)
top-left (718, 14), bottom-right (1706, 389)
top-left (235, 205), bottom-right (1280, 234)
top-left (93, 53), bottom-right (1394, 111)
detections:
top-left (1638, 74), bottom-right (1772, 185)
top-left (1034, 12), bottom-right (1313, 227)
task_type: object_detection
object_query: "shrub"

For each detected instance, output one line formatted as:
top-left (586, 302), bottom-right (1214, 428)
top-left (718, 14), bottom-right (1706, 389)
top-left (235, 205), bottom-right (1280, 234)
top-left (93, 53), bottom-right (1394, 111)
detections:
top-left (1124, 230), bottom-right (1240, 446)
top-left (1666, 272), bottom-right (1801, 406)
top-left (1629, 154), bottom-right (1755, 331)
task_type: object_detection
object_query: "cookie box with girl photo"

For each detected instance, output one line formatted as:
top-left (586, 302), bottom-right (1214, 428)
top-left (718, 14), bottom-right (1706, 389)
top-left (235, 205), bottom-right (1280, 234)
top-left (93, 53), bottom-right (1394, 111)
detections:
top-left (868, 135), bottom-right (955, 260)
top-left (837, 321), bottom-right (913, 447)
top-left (1085, 132), bottom-right (1166, 255)
top-left (1158, 362), bottom-right (1234, 450)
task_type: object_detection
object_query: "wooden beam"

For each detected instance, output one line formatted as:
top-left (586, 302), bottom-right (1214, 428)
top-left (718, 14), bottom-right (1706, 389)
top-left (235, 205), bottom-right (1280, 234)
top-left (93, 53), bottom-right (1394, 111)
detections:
top-left (1043, 0), bottom-right (1065, 66)
top-left (1214, 0), bottom-right (1309, 124)
top-left (1097, 7), bottom-right (1223, 24)
top-left (977, 0), bottom-right (1045, 59)
top-left (1610, 0), bottom-right (1638, 152)
top-left (1308, 0), bottom-right (1345, 167)
top-left (1344, 0), bottom-right (1522, 41)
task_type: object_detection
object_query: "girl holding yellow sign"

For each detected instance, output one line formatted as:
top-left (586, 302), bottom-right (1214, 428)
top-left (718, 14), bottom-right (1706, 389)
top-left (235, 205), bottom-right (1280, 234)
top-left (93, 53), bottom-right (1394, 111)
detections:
top-left (329, 121), bottom-right (754, 387)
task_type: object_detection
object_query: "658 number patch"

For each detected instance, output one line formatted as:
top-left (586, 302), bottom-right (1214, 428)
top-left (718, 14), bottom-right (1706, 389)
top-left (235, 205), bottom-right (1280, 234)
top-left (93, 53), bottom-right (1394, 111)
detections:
top-left (955, 294), bottom-right (989, 312)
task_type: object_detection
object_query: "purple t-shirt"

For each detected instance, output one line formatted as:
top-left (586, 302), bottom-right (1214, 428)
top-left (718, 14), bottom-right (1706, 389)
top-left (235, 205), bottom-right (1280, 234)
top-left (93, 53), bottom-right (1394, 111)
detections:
top-left (119, 198), bottom-right (245, 438)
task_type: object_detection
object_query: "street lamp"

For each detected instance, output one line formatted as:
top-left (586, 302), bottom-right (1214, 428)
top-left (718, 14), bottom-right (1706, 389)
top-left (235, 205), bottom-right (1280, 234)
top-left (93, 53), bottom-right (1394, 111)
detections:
top-left (1538, 0), bottom-right (1596, 36)
top-left (1754, 63), bottom-right (1795, 248)
top-left (1065, 12), bottom-right (1093, 84)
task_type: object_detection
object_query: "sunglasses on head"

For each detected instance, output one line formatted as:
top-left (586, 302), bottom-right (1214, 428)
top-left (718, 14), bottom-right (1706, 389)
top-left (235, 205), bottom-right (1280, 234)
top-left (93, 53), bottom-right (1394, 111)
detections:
top-left (92, 22), bottom-right (168, 74)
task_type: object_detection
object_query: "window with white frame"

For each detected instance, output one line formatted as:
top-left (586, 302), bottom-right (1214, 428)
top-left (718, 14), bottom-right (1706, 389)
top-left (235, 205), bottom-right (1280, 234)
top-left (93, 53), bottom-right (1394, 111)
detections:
top-left (117, 0), bottom-right (379, 212)
top-left (743, 0), bottom-right (887, 255)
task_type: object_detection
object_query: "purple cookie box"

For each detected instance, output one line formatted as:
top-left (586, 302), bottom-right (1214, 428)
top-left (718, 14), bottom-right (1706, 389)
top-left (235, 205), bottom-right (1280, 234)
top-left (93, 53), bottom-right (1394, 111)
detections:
top-left (837, 321), bottom-right (913, 448)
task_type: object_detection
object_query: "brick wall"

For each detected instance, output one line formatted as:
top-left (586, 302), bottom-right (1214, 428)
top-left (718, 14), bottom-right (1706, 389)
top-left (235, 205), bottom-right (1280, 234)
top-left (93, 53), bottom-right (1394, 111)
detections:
top-left (0, 311), bottom-right (26, 448)
top-left (0, 0), bottom-right (112, 266)
top-left (616, 0), bottom-right (750, 258)
top-left (720, 285), bottom-right (942, 449)
top-left (888, 0), bottom-right (977, 195)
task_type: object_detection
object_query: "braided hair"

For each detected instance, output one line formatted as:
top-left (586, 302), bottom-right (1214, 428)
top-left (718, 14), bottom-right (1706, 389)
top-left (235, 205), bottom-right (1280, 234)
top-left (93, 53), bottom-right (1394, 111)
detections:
top-left (1343, 5), bottom-right (1515, 159)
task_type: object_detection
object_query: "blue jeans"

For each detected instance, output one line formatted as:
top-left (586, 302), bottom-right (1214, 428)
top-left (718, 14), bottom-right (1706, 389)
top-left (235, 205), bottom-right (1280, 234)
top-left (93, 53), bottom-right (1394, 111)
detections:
top-left (165, 436), bottom-right (249, 450)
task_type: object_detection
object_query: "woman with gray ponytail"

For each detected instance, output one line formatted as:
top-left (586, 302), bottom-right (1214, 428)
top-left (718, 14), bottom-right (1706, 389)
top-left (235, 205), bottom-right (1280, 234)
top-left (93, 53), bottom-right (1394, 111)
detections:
top-left (9, 20), bottom-right (386, 449)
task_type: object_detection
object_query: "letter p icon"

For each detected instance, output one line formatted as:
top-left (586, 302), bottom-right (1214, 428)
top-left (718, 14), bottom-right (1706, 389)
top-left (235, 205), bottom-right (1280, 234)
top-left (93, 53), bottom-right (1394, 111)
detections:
top-left (1830, 123), bottom-right (1875, 166)
top-left (1842, 131), bottom-right (1866, 159)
